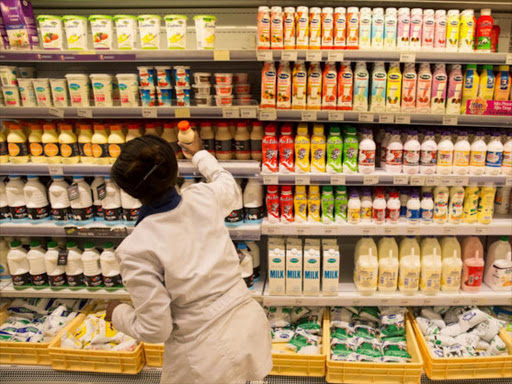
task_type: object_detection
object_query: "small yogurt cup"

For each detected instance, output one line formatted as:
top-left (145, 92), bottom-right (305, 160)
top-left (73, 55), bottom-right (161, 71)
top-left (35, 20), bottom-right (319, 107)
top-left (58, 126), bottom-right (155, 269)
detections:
top-left (89, 15), bottom-right (114, 50)
top-left (65, 73), bottom-right (90, 107)
top-left (234, 73), bottom-right (249, 84)
top-left (174, 66), bottom-right (190, 87)
top-left (49, 78), bottom-right (69, 107)
top-left (155, 66), bottom-right (172, 87)
top-left (16, 78), bottom-right (37, 107)
top-left (62, 15), bottom-right (88, 50)
top-left (0, 66), bottom-right (17, 86)
top-left (194, 95), bottom-right (213, 106)
top-left (89, 74), bottom-right (113, 106)
top-left (192, 84), bottom-right (211, 96)
top-left (140, 86), bottom-right (157, 106)
top-left (215, 95), bottom-right (233, 106)
top-left (137, 66), bottom-right (156, 87)
top-left (137, 15), bottom-right (161, 49)
top-left (114, 15), bottom-right (137, 49)
top-left (214, 84), bottom-right (233, 96)
top-left (214, 73), bottom-right (233, 84)
top-left (164, 14), bottom-right (188, 50)
top-left (193, 15), bottom-right (216, 50)
top-left (235, 94), bottom-right (252, 105)
top-left (157, 87), bottom-right (172, 106)
top-left (234, 83), bottom-right (251, 94)
top-left (175, 86), bottom-right (191, 106)
top-left (116, 73), bottom-right (139, 107)
top-left (32, 78), bottom-right (52, 107)
top-left (193, 72), bottom-right (212, 85)
top-left (2, 86), bottom-right (21, 107)
top-left (37, 15), bottom-right (64, 50)
top-left (19, 67), bottom-right (36, 78)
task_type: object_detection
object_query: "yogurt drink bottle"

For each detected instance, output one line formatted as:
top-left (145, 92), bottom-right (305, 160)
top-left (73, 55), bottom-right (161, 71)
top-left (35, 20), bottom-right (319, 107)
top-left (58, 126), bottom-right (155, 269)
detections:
top-left (360, 189), bottom-right (372, 223)
top-left (321, 186), bottom-right (335, 224)
top-left (398, 236), bottom-right (421, 294)
top-left (27, 240), bottom-right (48, 286)
top-left (270, 6), bottom-right (284, 49)
top-left (354, 236), bottom-right (378, 294)
top-left (262, 124), bottom-right (278, 173)
top-left (420, 130), bottom-right (437, 175)
top-left (401, 64), bottom-right (417, 113)
top-left (387, 192), bottom-right (401, 224)
top-left (326, 126), bottom-right (343, 174)
top-left (322, 62), bottom-right (337, 110)
top-left (358, 128), bottom-right (376, 174)
top-left (278, 123), bottom-right (294, 173)
top-left (485, 132), bottom-right (504, 175)
top-left (403, 130), bottom-right (420, 175)
top-left (449, 186), bottom-right (465, 224)
top-left (292, 61), bottom-right (307, 109)
top-left (458, 9), bottom-right (475, 51)
top-left (310, 124), bottom-right (326, 173)
top-left (386, 62), bottom-right (401, 113)
top-left (440, 236), bottom-right (463, 292)
top-left (370, 62), bottom-right (386, 112)
top-left (307, 63), bottom-right (322, 110)
top-left (469, 131), bottom-right (487, 175)
top-left (385, 129), bottom-right (403, 173)
top-left (436, 132), bottom-right (453, 175)
top-left (294, 185), bottom-right (307, 223)
top-left (397, 8), bottom-right (410, 49)
top-left (309, 8), bottom-right (321, 49)
top-left (431, 64), bottom-right (447, 114)
top-left (346, 7), bottom-right (359, 49)
top-left (266, 186), bottom-right (280, 223)
top-left (321, 7), bottom-right (334, 49)
top-left (461, 236), bottom-right (485, 292)
top-left (461, 64), bottom-right (479, 114)
top-left (420, 192), bottom-right (434, 223)
top-left (421, 9), bottom-right (435, 49)
top-left (446, 10), bottom-right (460, 51)
top-left (420, 236), bottom-right (442, 295)
top-left (484, 237), bottom-right (512, 291)
top-left (334, 186), bottom-right (348, 223)
top-left (257, 6), bottom-right (270, 49)
top-left (453, 130), bottom-right (470, 175)
top-left (283, 7), bottom-right (295, 50)
top-left (260, 61), bottom-right (276, 108)
top-left (378, 236), bottom-right (399, 292)
top-left (334, 7), bottom-right (347, 49)
top-left (476, 9), bottom-right (494, 52)
top-left (337, 62), bottom-right (353, 110)
top-left (358, 7), bottom-right (371, 49)
top-left (372, 193), bottom-right (386, 224)
top-left (343, 126), bottom-right (358, 174)
top-left (352, 62), bottom-right (369, 111)
top-left (434, 10), bottom-right (446, 50)
top-left (280, 186), bottom-right (294, 223)
top-left (295, 124), bottom-right (310, 173)
top-left (384, 8), bottom-right (397, 49)
top-left (406, 192), bottom-right (420, 224)
top-left (347, 191), bottom-right (361, 224)
top-left (371, 8), bottom-right (384, 49)
top-left (416, 63), bottom-right (432, 113)
top-left (307, 185), bottom-right (321, 223)
top-left (44, 242), bottom-right (66, 287)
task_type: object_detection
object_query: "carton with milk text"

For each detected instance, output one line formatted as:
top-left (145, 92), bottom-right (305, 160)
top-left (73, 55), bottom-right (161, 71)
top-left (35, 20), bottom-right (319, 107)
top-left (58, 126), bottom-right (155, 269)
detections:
top-left (286, 237), bottom-right (303, 295)
top-left (322, 238), bottom-right (340, 295)
top-left (268, 237), bottom-right (285, 295)
top-left (303, 238), bottom-right (321, 295)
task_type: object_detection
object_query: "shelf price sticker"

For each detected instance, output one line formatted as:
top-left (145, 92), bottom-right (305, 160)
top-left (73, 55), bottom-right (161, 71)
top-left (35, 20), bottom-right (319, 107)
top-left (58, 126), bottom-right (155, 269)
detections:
top-left (259, 109), bottom-right (277, 121)
top-left (142, 108), bottom-right (157, 118)
top-left (384, 227), bottom-right (397, 235)
top-left (175, 107), bottom-right (190, 118)
top-left (379, 114), bottom-right (395, 123)
top-left (48, 165), bottom-right (64, 176)
top-left (395, 114), bottom-right (411, 124)
top-left (257, 50), bottom-right (273, 61)
top-left (454, 177), bottom-right (469, 186)
top-left (240, 107), bottom-right (257, 119)
top-left (295, 175), bottom-right (310, 185)
top-left (410, 176), bottom-right (425, 186)
top-left (306, 51), bottom-right (322, 62)
top-left (295, 226), bottom-right (309, 235)
top-left (327, 51), bottom-right (344, 62)
top-left (77, 108), bottom-right (93, 118)
top-left (475, 227), bottom-right (489, 235)
top-left (393, 175), bottom-right (409, 185)
top-left (328, 111), bottom-right (344, 121)
top-left (439, 178), bottom-right (452, 186)
top-left (213, 50), bottom-right (230, 61)
top-left (506, 54), bottom-right (512, 65)
top-left (443, 115), bottom-right (458, 125)
top-left (262, 175), bottom-right (279, 185)
top-left (49, 107), bottom-right (64, 118)
top-left (361, 226), bottom-right (372, 235)
top-left (222, 107), bottom-right (240, 118)
top-left (425, 176), bottom-right (438, 186)
top-left (281, 51), bottom-right (298, 61)
top-left (406, 227), bottom-right (420, 236)
top-left (301, 111), bottom-right (317, 121)
top-left (264, 226), bottom-right (278, 235)
top-left (505, 177), bottom-right (512, 187)
top-left (330, 175), bottom-right (346, 185)
top-left (399, 52), bottom-right (416, 63)
top-left (322, 226), bottom-right (337, 235)
top-left (363, 175), bottom-right (379, 185)
top-left (358, 113), bottom-right (374, 122)
top-left (442, 226), bottom-right (456, 235)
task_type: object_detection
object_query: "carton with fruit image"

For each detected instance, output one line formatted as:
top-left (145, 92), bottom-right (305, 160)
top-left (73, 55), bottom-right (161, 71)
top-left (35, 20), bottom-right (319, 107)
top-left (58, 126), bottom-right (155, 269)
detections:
top-left (165, 14), bottom-right (187, 49)
top-left (138, 14), bottom-right (161, 49)
top-left (0, 0), bottom-right (39, 50)
top-left (114, 15), bottom-right (137, 50)
top-left (62, 15), bottom-right (88, 50)
top-left (37, 15), bottom-right (63, 50)
top-left (89, 15), bottom-right (113, 50)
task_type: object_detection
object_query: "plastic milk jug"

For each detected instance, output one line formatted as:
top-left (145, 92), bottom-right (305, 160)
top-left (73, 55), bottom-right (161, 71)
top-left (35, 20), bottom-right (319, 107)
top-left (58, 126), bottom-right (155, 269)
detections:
top-left (27, 240), bottom-right (48, 286)
top-left (484, 237), bottom-right (512, 291)
top-left (65, 242), bottom-right (84, 287)
top-left (354, 236), bottom-right (378, 294)
top-left (440, 236), bottom-right (463, 292)
top-left (378, 236), bottom-right (399, 292)
top-left (461, 236), bottom-right (485, 292)
top-left (101, 242), bottom-right (123, 287)
top-left (24, 176), bottom-right (51, 222)
top-left (420, 236), bottom-right (442, 295)
top-left (7, 240), bottom-right (30, 286)
top-left (49, 178), bottom-right (72, 226)
top-left (399, 236), bottom-right (421, 294)
top-left (44, 242), bottom-right (66, 287)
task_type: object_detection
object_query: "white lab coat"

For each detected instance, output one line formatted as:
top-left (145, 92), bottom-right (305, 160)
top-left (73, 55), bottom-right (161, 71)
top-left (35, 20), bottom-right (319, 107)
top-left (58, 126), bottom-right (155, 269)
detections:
top-left (113, 150), bottom-right (272, 384)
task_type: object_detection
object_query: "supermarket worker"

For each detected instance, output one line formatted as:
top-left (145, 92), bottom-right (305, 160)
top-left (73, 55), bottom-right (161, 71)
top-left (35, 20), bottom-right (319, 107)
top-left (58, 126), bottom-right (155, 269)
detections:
top-left (105, 131), bottom-right (272, 384)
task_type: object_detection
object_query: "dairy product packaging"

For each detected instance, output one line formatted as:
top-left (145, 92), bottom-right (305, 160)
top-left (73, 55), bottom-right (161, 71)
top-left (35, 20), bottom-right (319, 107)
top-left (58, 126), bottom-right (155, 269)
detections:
top-left (0, 0), bottom-right (39, 50)
top-left (322, 239), bottom-right (340, 296)
top-left (268, 237), bottom-right (285, 295)
top-left (286, 237), bottom-right (302, 295)
top-left (303, 239), bottom-right (321, 296)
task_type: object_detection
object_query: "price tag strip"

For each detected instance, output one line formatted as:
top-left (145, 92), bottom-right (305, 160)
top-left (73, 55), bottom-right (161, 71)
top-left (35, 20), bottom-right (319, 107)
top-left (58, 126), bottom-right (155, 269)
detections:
top-left (142, 108), bottom-right (157, 118)
top-left (262, 175), bottom-right (279, 185)
top-left (240, 107), bottom-right (257, 119)
top-left (301, 111), bottom-right (317, 121)
top-left (306, 51), bottom-right (322, 62)
top-left (330, 175), bottom-right (346, 185)
top-left (328, 111), bottom-right (344, 121)
top-left (77, 108), bottom-right (93, 118)
top-left (222, 107), bottom-right (240, 118)
top-left (281, 51), bottom-right (298, 61)
top-left (49, 108), bottom-right (64, 118)
top-left (175, 108), bottom-right (191, 118)
top-left (379, 114), bottom-right (395, 123)
top-left (256, 50), bottom-right (273, 61)
top-left (259, 109), bottom-right (277, 121)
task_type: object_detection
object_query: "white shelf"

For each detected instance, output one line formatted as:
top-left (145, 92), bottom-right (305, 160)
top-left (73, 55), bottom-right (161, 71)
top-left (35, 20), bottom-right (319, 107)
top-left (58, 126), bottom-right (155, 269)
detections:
top-left (262, 282), bottom-right (512, 307)
top-left (0, 221), bottom-right (261, 240)
top-left (261, 217), bottom-right (512, 236)
top-left (0, 160), bottom-right (262, 178)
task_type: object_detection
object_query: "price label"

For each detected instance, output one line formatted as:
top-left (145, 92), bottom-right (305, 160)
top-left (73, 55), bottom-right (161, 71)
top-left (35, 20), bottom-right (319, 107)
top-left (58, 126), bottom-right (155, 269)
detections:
top-left (439, 178), bottom-right (452, 186)
top-left (259, 109), bottom-right (277, 121)
top-left (48, 165), bottom-right (64, 176)
top-left (505, 177), bottom-right (512, 187)
top-left (49, 107), bottom-right (64, 118)
top-left (296, 226), bottom-right (308, 235)
top-left (363, 175), bottom-right (379, 185)
top-left (452, 299), bottom-right (462, 306)
top-left (328, 111), bottom-right (344, 121)
top-left (359, 113), bottom-right (374, 122)
top-left (361, 227), bottom-right (372, 235)
top-left (322, 226), bottom-right (337, 235)
top-left (301, 111), bottom-right (317, 121)
top-left (443, 227), bottom-right (456, 235)
top-left (213, 50), bottom-right (230, 61)
top-left (240, 107), bottom-right (257, 119)
top-left (327, 51), bottom-right (344, 61)
top-left (265, 226), bottom-right (277, 235)
top-left (454, 177), bottom-right (469, 186)
top-left (295, 298), bottom-right (305, 306)
top-left (406, 227), bottom-right (420, 235)
top-left (295, 175), bottom-right (310, 185)
top-left (281, 51), bottom-right (298, 61)
top-left (393, 175), bottom-right (409, 185)
top-left (475, 227), bottom-right (489, 235)
top-left (424, 298), bottom-right (434, 306)
top-left (77, 108), bottom-right (92, 118)
top-left (384, 227), bottom-right (397, 235)
top-left (262, 175), bottom-right (279, 185)
top-left (506, 54), bottom-right (512, 65)
top-left (222, 107), bottom-right (240, 118)
top-left (330, 175), bottom-right (346, 185)
top-left (400, 52), bottom-right (416, 63)
top-left (443, 115), bottom-right (458, 125)
top-left (410, 176), bottom-right (426, 186)
top-left (175, 108), bottom-right (190, 118)
top-left (306, 51), bottom-right (322, 62)
top-left (470, 297), bottom-right (480, 305)
top-left (142, 108), bottom-right (157, 118)
top-left (379, 114), bottom-right (395, 123)
top-left (395, 114), bottom-right (411, 124)
top-left (399, 299), bottom-right (411, 306)
top-left (425, 176), bottom-right (438, 186)
top-left (256, 50), bottom-right (273, 61)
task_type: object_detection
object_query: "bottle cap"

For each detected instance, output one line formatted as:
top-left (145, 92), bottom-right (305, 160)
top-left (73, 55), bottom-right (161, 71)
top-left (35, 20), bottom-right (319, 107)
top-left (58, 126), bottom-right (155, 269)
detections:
top-left (127, 123), bottom-right (140, 130)
top-left (237, 242), bottom-right (248, 250)
top-left (322, 186), bottom-right (333, 193)
top-left (177, 120), bottom-right (190, 131)
top-left (481, 8), bottom-right (491, 16)
top-left (110, 124), bottom-right (122, 131)
top-left (61, 124), bottom-right (73, 131)
top-left (84, 242), bottom-right (95, 249)
top-left (103, 242), bottom-right (114, 249)
top-left (281, 186), bottom-right (293, 193)
top-left (335, 185), bottom-right (347, 192)
top-left (10, 240), bottom-right (21, 248)
top-left (43, 123), bottom-right (56, 131)
top-left (47, 241), bottom-right (58, 248)
top-left (66, 241), bottom-right (77, 249)
top-left (500, 236), bottom-right (509, 242)
top-left (267, 186), bottom-right (279, 193)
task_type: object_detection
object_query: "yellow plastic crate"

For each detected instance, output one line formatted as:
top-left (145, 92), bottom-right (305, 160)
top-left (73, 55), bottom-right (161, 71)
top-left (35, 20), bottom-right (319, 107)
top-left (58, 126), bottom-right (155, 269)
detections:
top-left (144, 343), bottom-right (164, 367)
top-left (48, 314), bottom-right (145, 374)
top-left (410, 313), bottom-right (512, 380)
top-left (270, 310), bottom-right (328, 377)
top-left (326, 317), bottom-right (424, 384)
top-left (0, 309), bottom-right (84, 366)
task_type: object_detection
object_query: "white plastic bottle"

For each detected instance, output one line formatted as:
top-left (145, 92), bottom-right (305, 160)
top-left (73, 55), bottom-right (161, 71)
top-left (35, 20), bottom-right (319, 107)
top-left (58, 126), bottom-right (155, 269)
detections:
top-left (420, 236), bottom-right (442, 295)
top-left (387, 191), bottom-right (401, 224)
top-left (433, 186), bottom-right (449, 224)
top-left (406, 192), bottom-right (421, 224)
top-left (436, 131), bottom-right (454, 175)
top-left (27, 240), bottom-right (48, 286)
top-left (420, 130), bottom-right (437, 175)
top-left (420, 192), bottom-right (434, 224)
top-left (243, 179), bottom-right (264, 224)
top-left (453, 130), bottom-right (470, 175)
top-left (100, 242), bottom-right (123, 288)
top-left (378, 236), bottom-right (399, 292)
top-left (495, 187), bottom-right (511, 215)
top-left (372, 193), bottom-right (386, 224)
top-left (0, 179), bottom-right (9, 223)
top-left (24, 176), bottom-right (51, 222)
top-left (102, 176), bottom-right (122, 225)
top-left (440, 236), bottom-right (463, 292)
top-left (358, 128), bottom-right (376, 174)
top-left (48, 176), bottom-right (71, 225)
top-left (360, 190), bottom-right (373, 223)
top-left (347, 192), bottom-right (361, 224)
top-left (386, 129), bottom-right (403, 173)
top-left (44, 241), bottom-right (66, 287)
top-left (6, 176), bottom-right (28, 220)
top-left (403, 130), bottom-right (421, 175)
top-left (7, 240), bottom-right (30, 286)
top-left (90, 176), bottom-right (105, 221)
top-left (485, 132), bottom-right (504, 175)
top-left (82, 242), bottom-right (103, 287)
top-left (399, 236), bottom-right (421, 294)
top-left (0, 238), bottom-right (10, 282)
top-left (484, 236), bottom-right (512, 291)
top-left (70, 176), bottom-right (94, 224)
top-left (502, 133), bottom-right (512, 176)
top-left (121, 190), bottom-right (141, 225)
top-left (354, 236), bottom-right (378, 295)
top-left (448, 186), bottom-right (465, 224)
top-left (469, 131), bottom-right (487, 176)
top-left (65, 241), bottom-right (84, 287)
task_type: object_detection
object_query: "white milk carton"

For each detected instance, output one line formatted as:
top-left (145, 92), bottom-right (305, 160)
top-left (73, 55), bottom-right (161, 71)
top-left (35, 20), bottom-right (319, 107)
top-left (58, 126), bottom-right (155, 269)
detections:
top-left (303, 238), bottom-right (321, 295)
top-left (268, 237), bottom-right (285, 295)
top-left (286, 237), bottom-right (303, 295)
top-left (322, 238), bottom-right (340, 295)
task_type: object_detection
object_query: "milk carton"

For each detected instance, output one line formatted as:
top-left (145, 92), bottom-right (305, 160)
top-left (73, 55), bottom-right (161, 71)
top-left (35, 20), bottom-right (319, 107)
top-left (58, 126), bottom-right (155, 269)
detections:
top-left (322, 238), bottom-right (340, 296)
top-left (268, 237), bottom-right (285, 295)
top-left (303, 238), bottom-right (321, 295)
top-left (286, 237), bottom-right (302, 295)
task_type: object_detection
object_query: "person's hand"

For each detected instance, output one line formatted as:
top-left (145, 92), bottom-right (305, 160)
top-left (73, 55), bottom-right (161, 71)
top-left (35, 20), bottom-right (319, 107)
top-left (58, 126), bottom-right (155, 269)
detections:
top-left (178, 130), bottom-right (203, 157)
top-left (105, 300), bottom-right (122, 322)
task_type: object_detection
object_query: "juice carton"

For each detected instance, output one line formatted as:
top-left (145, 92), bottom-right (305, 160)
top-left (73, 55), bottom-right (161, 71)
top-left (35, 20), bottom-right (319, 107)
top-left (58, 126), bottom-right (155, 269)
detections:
top-left (386, 62), bottom-right (402, 112)
top-left (401, 63), bottom-right (417, 112)
top-left (458, 9), bottom-right (475, 51)
top-left (421, 9), bottom-right (435, 49)
top-left (359, 7), bottom-right (371, 49)
top-left (260, 61), bottom-right (276, 108)
top-left (446, 64), bottom-right (463, 114)
top-left (296, 6), bottom-right (309, 49)
top-left (334, 7), bottom-right (347, 48)
top-left (0, 0), bottom-right (39, 50)
top-left (337, 61), bottom-right (353, 110)
top-left (352, 62), bottom-right (369, 111)
top-left (322, 61), bottom-right (337, 110)
top-left (309, 7), bottom-right (321, 49)
top-left (268, 237), bottom-right (285, 295)
top-left (303, 238), bottom-right (321, 295)
top-left (276, 61), bottom-right (292, 109)
top-left (321, 7), bottom-right (334, 49)
top-left (307, 62), bottom-right (322, 110)
top-left (322, 238), bottom-right (340, 295)
top-left (371, 8), bottom-right (385, 49)
top-left (370, 62), bottom-right (387, 112)
top-left (271, 6), bottom-right (284, 49)
top-left (446, 10), bottom-right (460, 51)
top-left (397, 8), bottom-right (410, 49)
top-left (431, 64), bottom-right (447, 114)
top-left (416, 63), bottom-right (432, 113)
top-left (257, 6), bottom-right (271, 49)
top-left (346, 7), bottom-right (359, 49)
top-left (286, 237), bottom-right (303, 295)
top-left (292, 61), bottom-right (307, 109)
top-left (283, 7), bottom-right (296, 49)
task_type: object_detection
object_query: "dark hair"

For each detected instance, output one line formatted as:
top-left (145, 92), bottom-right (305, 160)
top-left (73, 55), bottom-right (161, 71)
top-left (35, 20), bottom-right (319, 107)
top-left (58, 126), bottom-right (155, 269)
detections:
top-left (111, 135), bottom-right (177, 205)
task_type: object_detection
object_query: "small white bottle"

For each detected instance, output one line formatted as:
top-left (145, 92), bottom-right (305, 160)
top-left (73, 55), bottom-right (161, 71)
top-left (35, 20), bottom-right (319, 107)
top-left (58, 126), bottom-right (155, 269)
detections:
top-left (420, 192), bottom-right (434, 224)
top-left (243, 179), bottom-right (264, 224)
top-left (82, 242), bottom-right (103, 288)
top-left (502, 133), bottom-right (512, 176)
top-left (372, 193), bottom-right (386, 224)
top-left (70, 176), bottom-right (94, 224)
top-left (453, 130), bottom-right (470, 175)
top-left (347, 192), bottom-right (361, 224)
top-left (7, 240), bottom-right (30, 286)
top-left (469, 131), bottom-right (487, 176)
top-left (485, 132), bottom-right (504, 175)
top-left (360, 190), bottom-right (373, 223)
top-left (27, 240), bottom-right (48, 286)
top-left (406, 192), bottom-right (421, 224)
top-left (436, 132), bottom-right (454, 175)
top-left (44, 241), bottom-right (66, 287)
top-left (387, 191), bottom-right (401, 224)
top-left (420, 130), bottom-right (437, 175)
top-left (65, 241), bottom-right (84, 287)
top-left (358, 128), bottom-right (376, 174)
top-left (403, 130), bottom-right (421, 175)
top-left (386, 129), bottom-right (403, 173)
top-left (100, 242), bottom-right (123, 288)
top-left (49, 176), bottom-right (71, 225)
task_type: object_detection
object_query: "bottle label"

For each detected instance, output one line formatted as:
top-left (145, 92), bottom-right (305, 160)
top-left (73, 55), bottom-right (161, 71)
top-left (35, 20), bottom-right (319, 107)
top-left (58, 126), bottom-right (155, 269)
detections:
top-left (245, 206), bottom-right (264, 222)
top-left (103, 207), bottom-right (122, 222)
top-left (85, 274), bottom-right (103, 287)
top-left (225, 208), bottom-right (244, 224)
top-left (79, 142), bottom-right (93, 158)
top-left (434, 201), bottom-right (448, 221)
top-left (356, 267), bottom-right (377, 288)
top-left (373, 207), bottom-right (385, 223)
top-left (61, 142), bottom-right (80, 158)
top-left (359, 149), bottom-right (376, 166)
top-left (57, 250), bottom-right (69, 266)
top-left (12, 272), bottom-right (31, 286)
top-left (438, 150), bottom-right (453, 166)
top-left (489, 264), bottom-right (512, 289)
top-left (404, 149), bottom-right (419, 166)
top-left (421, 207), bottom-right (433, 221)
top-left (123, 207), bottom-right (140, 222)
top-left (296, 199), bottom-right (308, 222)
top-left (281, 198), bottom-right (294, 222)
top-left (97, 184), bottom-right (107, 200)
top-left (235, 139), bottom-right (250, 154)
top-left (8, 142), bottom-right (29, 157)
top-left (388, 207), bottom-right (400, 222)
top-left (10, 205), bottom-right (28, 220)
top-left (348, 207), bottom-right (360, 222)
top-left (215, 139), bottom-right (233, 155)
top-left (454, 150), bottom-right (470, 166)
top-left (103, 274), bottom-right (123, 288)
top-left (400, 269), bottom-right (419, 290)
top-left (251, 139), bottom-right (262, 153)
top-left (27, 205), bottom-right (51, 220)
top-left (407, 208), bottom-right (420, 221)
top-left (202, 138), bottom-right (215, 153)
top-left (465, 265), bottom-right (484, 287)
top-left (92, 143), bottom-right (109, 158)
top-left (361, 206), bottom-right (372, 221)
top-left (94, 204), bottom-right (104, 219)
top-left (31, 273), bottom-right (48, 286)
top-left (108, 143), bottom-right (124, 159)
top-left (67, 184), bottom-right (79, 201)
top-left (387, 149), bottom-right (403, 165)
top-left (309, 201), bottom-right (321, 222)
top-left (420, 149), bottom-right (437, 166)
top-left (30, 142), bottom-right (43, 157)
top-left (422, 272), bottom-right (440, 291)
top-left (67, 273), bottom-right (85, 287)
top-left (485, 151), bottom-right (503, 168)
top-left (503, 151), bottom-right (512, 169)
top-left (470, 150), bottom-right (485, 167)
top-left (379, 267), bottom-right (398, 289)
top-left (72, 206), bottom-right (94, 222)
top-left (442, 269), bottom-right (461, 289)
top-left (1, 206), bottom-right (10, 221)
top-left (44, 142), bottom-right (60, 157)
top-left (0, 140), bottom-right (7, 156)
top-left (49, 273), bottom-right (67, 287)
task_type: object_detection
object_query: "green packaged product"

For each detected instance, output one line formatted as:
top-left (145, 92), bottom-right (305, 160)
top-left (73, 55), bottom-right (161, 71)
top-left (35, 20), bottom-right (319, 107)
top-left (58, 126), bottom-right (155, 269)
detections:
top-left (321, 186), bottom-right (335, 223)
top-left (343, 126), bottom-right (358, 174)
top-left (326, 126), bottom-right (343, 173)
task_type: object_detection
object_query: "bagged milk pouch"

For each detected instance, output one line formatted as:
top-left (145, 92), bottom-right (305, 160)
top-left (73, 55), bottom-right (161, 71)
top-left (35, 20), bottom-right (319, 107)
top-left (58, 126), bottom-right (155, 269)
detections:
top-left (0, 0), bottom-right (39, 50)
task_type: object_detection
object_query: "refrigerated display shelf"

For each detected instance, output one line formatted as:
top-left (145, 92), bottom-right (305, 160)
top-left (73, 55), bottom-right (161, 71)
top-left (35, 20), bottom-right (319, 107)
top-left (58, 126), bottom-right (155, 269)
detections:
top-left (0, 222), bottom-right (261, 240)
top-left (0, 160), bottom-right (262, 178)
top-left (262, 282), bottom-right (512, 307)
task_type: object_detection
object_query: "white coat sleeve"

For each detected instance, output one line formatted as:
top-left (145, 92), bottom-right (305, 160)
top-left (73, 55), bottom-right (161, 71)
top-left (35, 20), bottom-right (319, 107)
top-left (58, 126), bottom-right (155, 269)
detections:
top-left (112, 249), bottom-right (173, 344)
top-left (192, 150), bottom-right (242, 217)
